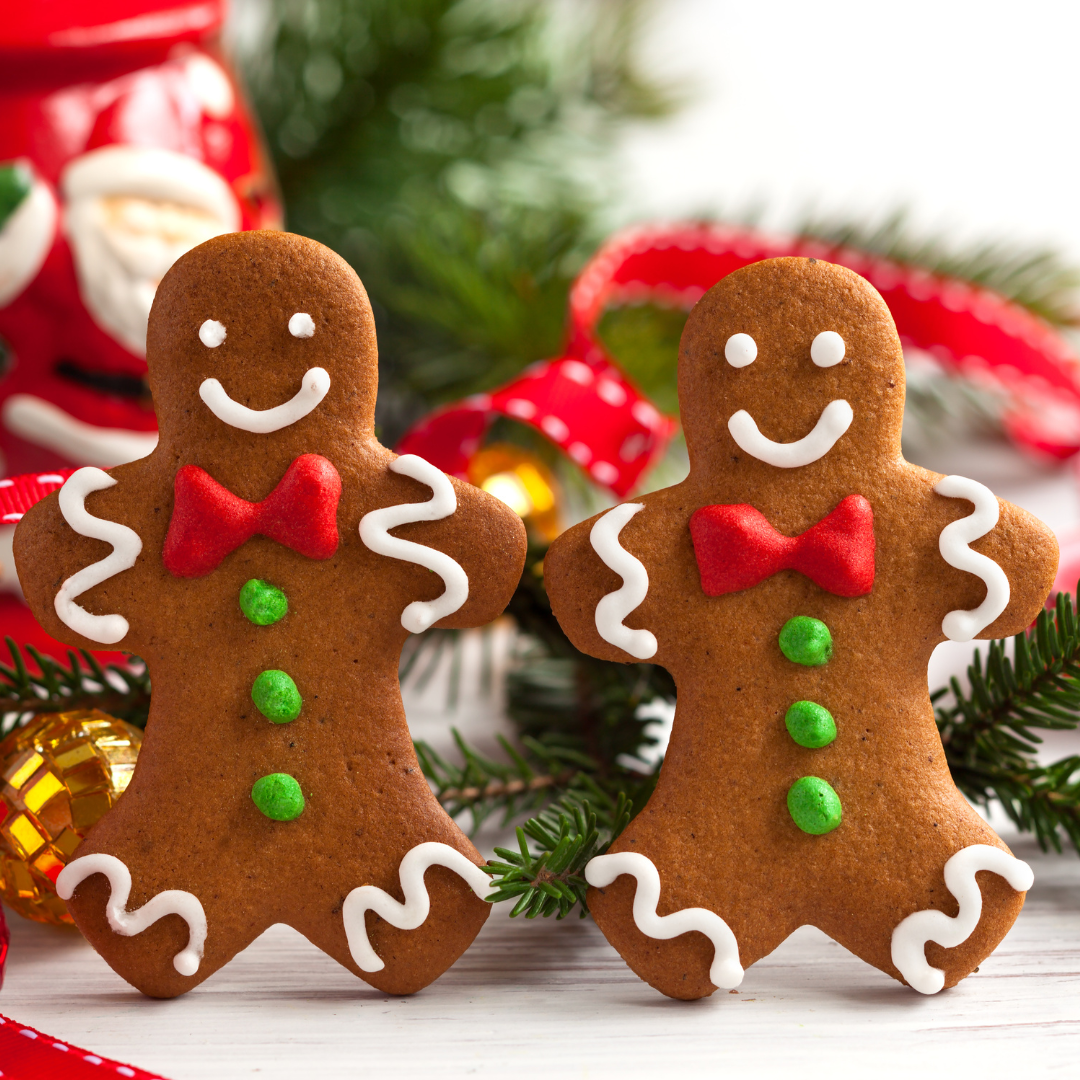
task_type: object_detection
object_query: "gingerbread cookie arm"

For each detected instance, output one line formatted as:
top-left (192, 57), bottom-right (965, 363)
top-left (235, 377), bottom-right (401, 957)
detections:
top-left (359, 454), bottom-right (526, 631)
top-left (545, 498), bottom-right (666, 664)
top-left (13, 464), bottom-right (157, 652)
top-left (921, 473), bottom-right (1057, 642)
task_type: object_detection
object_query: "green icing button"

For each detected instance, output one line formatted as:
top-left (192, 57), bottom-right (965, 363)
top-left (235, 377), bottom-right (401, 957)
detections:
top-left (787, 776), bottom-right (842, 835)
top-left (785, 701), bottom-right (837, 748)
top-left (240, 578), bottom-right (288, 626)
top-left (251, 669), bottom-right (302, 723)
top-left (252, 773), bottom-right (305, 821)
top-left (778, 616), bottom-right (833, 666)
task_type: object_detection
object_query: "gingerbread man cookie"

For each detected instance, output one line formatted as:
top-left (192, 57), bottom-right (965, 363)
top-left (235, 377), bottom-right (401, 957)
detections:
top-left (14, 231), bottom-right (526, 998)
top-left (544, 257), bottom-right (1057, 998)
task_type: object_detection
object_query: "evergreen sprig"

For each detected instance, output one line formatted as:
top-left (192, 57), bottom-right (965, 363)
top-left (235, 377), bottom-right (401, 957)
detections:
top-left (484, 786), bottom-right (632, 918)
top-left (415, 727), bottom-right (589, 830)
top-left (936, 589), bottom-right (1080, 852)
top-left (0, 638), bottom-right (150, 738)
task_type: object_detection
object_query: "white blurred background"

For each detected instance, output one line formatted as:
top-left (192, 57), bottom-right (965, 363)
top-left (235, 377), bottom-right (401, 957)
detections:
top-left (617, 0), bottom-right (1080, 256)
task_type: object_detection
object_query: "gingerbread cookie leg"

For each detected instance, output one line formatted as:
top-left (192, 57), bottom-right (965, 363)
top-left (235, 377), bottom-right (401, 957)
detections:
top-left (892, 845), bottom-right (1033, 993)
top-left (58, 842), bottom-right (272, 998)
top-left (300, 848), bottom-right (493, 996)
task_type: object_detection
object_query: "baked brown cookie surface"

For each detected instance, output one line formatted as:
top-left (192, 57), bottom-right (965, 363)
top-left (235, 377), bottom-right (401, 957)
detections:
top-left (14, 231), bottom-right (526, 998)
top-left (544, 257), bottom-right (1057, 999)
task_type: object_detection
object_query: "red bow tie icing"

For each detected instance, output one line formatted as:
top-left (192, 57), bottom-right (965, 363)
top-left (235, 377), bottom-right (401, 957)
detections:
top-left (689, 494), bottom-right (875, 598)
top-left (163, 454), bottom-right (342, 578)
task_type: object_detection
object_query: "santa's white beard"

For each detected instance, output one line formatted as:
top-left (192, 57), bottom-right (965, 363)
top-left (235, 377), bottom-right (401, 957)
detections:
top-left (65, 194), bottom-right (230, 356)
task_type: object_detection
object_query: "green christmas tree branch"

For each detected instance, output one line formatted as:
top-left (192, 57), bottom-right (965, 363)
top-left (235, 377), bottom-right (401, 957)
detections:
top-left (0, 638), bottom-right (151, 738)
top-left (935, 589), bottom-right (1080, 852)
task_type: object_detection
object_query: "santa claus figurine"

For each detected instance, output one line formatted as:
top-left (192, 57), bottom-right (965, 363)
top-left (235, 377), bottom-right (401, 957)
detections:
top-left (0, 0), bottom-right (280, 651)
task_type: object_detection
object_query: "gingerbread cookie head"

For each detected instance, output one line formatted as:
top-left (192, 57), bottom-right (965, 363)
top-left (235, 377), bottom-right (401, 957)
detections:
top-left (679, 257), bottom-right (904, 490)
top-left (544, 256), bottom-right (1057, 1001)
top-left (148, 230), bottom-right (377, 457)
top-left (13, 230), bottom-right (527, 998)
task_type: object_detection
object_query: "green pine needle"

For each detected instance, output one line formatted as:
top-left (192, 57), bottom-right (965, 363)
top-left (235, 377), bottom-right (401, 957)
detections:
top-left (937, 589), bottom-right (1080, 853)
top-left (483, 786), bottom-right (633, 919)
top-left (0, 637), bottom-right (151, 738)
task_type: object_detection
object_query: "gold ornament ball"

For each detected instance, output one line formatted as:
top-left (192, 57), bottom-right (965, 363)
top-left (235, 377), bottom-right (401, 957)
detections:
top-left (0, 709), bottom-right (141, 925)
top-left (468, 443), bottom-right (562, 542)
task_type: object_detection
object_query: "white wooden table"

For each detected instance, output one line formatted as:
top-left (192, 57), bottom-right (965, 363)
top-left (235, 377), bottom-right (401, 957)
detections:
top-left (2, 820), bottom-right (1079, 1079)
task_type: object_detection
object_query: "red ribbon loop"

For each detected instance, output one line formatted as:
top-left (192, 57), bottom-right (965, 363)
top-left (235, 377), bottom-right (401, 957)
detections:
top-left (689, 494), bottom-right (875, 598)
top-left (163, 454), bottom-right (342, 578)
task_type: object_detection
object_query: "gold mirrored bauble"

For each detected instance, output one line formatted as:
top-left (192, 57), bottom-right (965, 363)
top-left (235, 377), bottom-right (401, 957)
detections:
top-left (0, 709), bottom-right (141, 925)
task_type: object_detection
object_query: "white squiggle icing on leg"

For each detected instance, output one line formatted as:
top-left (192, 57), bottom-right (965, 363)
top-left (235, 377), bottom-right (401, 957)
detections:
top-left (343, 841), bottom-right (496, 973)
top-left (934, 475), bottom-right (1010, 642)
top-left (585, 851), bottom-right (743, 989)
top-left (56, 853), bottom-right (207, 977)
top-left (54, 468), bottom-right (143, 644)
top-left (359, 455), bottom-right (469, 634)
top-left (590, 503), bottom-right (657, 660)
top-left (890, 843), bottom-right (1033, 995)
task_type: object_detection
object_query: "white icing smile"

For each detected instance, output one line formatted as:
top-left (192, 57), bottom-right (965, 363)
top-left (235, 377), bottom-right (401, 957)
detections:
top-left (198, 367), bottom-right (330, 433)
top-left (727, 399), bottom-right (853, 468)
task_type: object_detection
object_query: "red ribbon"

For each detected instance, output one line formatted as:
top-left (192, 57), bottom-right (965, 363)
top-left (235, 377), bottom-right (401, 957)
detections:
top-left (398, 223), bottom-right (1080, 496)
top-left (163, 454), bottom-right (341, 578)
top-left (0, 1013), bottom-right (170, 1079)
top-left (0, 468), bottom-right (74, 524)
top-left (689, 495), bottom-right (875, 598)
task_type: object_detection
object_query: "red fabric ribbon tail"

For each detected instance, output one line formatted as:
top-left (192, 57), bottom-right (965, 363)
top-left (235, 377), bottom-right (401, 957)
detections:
top-left (0, 1013), bottom-right (171, 1079)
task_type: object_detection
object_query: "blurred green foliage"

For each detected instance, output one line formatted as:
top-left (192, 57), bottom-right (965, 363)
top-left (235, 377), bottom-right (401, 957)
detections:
top-left (239, 0), bottom-right (677, 441)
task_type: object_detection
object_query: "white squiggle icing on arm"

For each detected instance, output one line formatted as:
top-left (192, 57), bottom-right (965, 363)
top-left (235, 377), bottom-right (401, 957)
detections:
top-left (343, 842), bottom-right (495, 972)
top-left (199, 367), bottom-right (330, 433)
top-left (891, 844), bottom-right (1032, 995)
top-left (56, 853), bottom-right (207, 977)
top-left (54, 468), bottom-right (143, 644)
top-left (590, 503), bottom-right (657, 660)
top-left (585, 851), bottom-right (743, 989)
top-left (727, 399), bottom-right (853, 468)
top-left (358, 454), bottom-right (469, 633)
top-left (934, 475), bottom-right (1010, 642)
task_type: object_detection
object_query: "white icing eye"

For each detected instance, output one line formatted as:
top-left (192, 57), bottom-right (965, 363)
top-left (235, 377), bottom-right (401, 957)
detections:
top-left (199, 319), bottom-right (226, 348)
top-left (725, 333), bottom-right (757, 368)
top-left (811, 330), bottom-right (845, 367)
top-left (289, 312), bottom-right (316, 339)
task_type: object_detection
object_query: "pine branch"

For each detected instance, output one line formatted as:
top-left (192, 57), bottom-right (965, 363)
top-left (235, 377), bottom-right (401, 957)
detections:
top-left (484, 784), bottom-right (633, 919)
top-left (0, 638), bottom-right (150, 738)
top-left (937, 590), bottom-right (1080, 852)
top-left (416, 727), bottom-right (592, 831)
